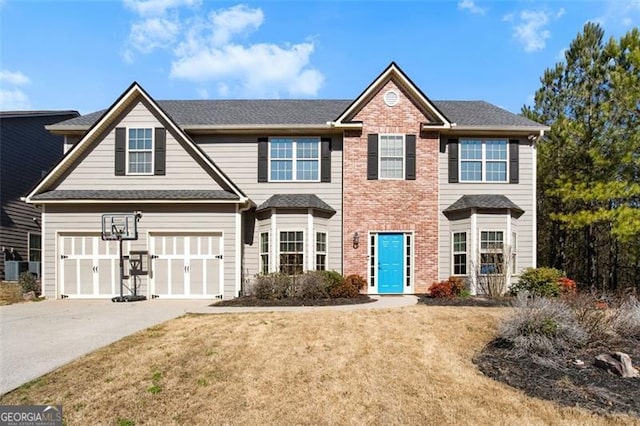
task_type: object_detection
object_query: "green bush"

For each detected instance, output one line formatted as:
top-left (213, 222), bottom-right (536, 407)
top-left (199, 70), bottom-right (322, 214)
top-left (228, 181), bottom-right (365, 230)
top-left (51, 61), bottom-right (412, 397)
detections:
top-left (320, 270), bottom-right (345, 294)
top-left (18, 272), bottom-right (39, 295)
top-left (510, 267), bottom-right (563, 297)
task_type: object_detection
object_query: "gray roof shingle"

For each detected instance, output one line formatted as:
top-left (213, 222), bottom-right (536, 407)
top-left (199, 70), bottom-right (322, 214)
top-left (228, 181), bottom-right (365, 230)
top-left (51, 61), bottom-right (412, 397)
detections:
top-left (444, 194), bottom-right (524, 214)
top-left (30, 189), bottom-right (240, 201)
top-left (57, 100), bottom-right (543, 129)
top-left (256, 194), bottom-right (335, 213)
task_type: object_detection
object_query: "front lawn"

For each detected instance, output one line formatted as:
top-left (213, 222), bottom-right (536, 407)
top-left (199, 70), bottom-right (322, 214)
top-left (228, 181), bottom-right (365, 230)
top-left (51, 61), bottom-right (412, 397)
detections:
top-left (1, 306), bottom-right (633, 425)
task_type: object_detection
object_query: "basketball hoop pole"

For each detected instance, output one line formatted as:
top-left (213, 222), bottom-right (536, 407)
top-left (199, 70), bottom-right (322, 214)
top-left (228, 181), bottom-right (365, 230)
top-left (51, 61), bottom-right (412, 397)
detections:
top-left (118, 234), bottom-right (124, 301)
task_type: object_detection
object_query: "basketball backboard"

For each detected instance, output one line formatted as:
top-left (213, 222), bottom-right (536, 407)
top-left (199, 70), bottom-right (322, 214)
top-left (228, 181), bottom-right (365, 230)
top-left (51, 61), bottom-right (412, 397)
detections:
top-left (101, 213), bottom-right (138, 241)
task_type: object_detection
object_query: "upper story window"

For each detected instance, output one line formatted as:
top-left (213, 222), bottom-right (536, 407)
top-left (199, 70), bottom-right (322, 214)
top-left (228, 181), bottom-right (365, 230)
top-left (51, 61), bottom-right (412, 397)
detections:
top-left (460, 139), bottom-right (507, 182)
top-left (270, 137), bottom-right (319, 181)
top-left (379, 134), bottom-right (404, 179)
top-left (128, 128), bottom-right (153, 174)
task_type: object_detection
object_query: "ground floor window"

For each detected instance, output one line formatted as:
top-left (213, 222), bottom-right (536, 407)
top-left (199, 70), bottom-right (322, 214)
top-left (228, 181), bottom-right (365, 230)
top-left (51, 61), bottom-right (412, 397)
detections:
top-left (279, 231), bottom-right (304, 274)
top-left (260, 232), bottom-right (269, 274)
top-left (315, 232), bottom-right (327, 271)
top-left (29, 233), bottom-right (41, 262)
top-left (480, 231), bottom-right (504, 274)
top-left (452, 232), bottom-right (467, 275)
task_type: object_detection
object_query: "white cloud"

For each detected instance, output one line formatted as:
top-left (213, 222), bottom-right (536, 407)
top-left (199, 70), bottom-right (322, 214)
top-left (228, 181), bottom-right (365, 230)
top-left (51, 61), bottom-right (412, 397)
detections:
top-left (129, 17), bottom-right (180, 54)
top-left (122, 2), bottom-right (324, 97)
top-left (171, 42), bottom-right (323, 97)
top-left (457, 0), bottom-right (486, 15)
top-left (515, 11), bottom-right (550, 52)
top-left (0, 89), bottom-right (30, 110)
top-left (556, 8), bottom-right (565, 19)
top-left (0, 69), bottom-right (31, 110)
top-left (123, 0), bottom-right (199, 17)
top-left (0, 69), bottom-right (30, 86)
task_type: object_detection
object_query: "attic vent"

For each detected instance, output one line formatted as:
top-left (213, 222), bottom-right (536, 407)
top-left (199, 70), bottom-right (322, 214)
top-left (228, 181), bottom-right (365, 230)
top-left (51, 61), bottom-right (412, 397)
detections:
top-left (384, 90), bottom-right (399, 107)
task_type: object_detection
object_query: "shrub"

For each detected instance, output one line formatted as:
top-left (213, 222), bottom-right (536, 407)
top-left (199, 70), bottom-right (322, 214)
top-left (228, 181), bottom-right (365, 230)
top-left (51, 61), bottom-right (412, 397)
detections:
top-left (613, 295), bottom-right (640, 341)
top-left (510, 267), bottom-right (563, 297)
top-left (18, 272), bottom-right (39, 295)
top-left (498, 293), bottom-right (588, 358)
top-left (293, 271), bottom-right (329, 300)
top-left (429, 280), bottom-right (454, 298)
top-left (253, 273), bottom-right (292, 299)
top-left (329, 274), bottom-right (365, 298)
top-left (558, 277), bottom-right (577, 294)
top-left (320, 270), bottom-right (345, 294)
top-left (428, 276), bottom-right (466, 298)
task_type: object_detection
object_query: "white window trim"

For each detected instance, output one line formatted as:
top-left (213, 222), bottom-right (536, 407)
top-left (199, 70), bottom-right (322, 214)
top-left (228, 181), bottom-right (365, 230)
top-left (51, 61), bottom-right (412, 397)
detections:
top-left (315, 231), bottom-right (328, 271)
top-left (451, 231), bottom-right (467, 276)
top-left (268, 137), bottom-right (321, 182)
top-left (459, 138), bottom-right (508, 183)
top-left (259, 231), bottom-right (269, 275)
top-left (511, 231), bottom-right (518, 275)
top-left (277, 229), bottom-right (306, 274)
top-left (479, 229), bottom-right (505, 274)
top-left (126, 127), bottom-right (154, 176)
top-left (378, 134), bottom-right (405, 180)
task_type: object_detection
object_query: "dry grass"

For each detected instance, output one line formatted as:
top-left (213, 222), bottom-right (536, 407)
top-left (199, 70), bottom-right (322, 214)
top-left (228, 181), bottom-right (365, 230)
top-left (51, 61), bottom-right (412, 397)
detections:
top-left (1, 306), bottom-right (637, 425)
top-left (0, 281), bottom-right (23, 305)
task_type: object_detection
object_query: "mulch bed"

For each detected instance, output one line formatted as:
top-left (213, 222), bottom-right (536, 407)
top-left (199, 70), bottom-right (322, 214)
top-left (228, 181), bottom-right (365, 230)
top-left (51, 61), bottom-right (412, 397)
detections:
top-left (210, 295), bottom-right (374, 307)
top-left (420, 294), bottom-right (640, 417)
top-left (474, 338), bottom-right (640, 418)
top-left (418, 295), bottom-right (514, 307)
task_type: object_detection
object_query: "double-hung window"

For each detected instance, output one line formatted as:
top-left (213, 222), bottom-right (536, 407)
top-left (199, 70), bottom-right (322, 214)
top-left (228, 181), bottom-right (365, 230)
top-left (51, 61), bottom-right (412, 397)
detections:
top-left (316, 232), bottom-right (327, 271)
top-left (279, 231), bottom-right (304, 274)
top-left (128, 128), bottom-right (153, 174)
top-left (270, 137), bottom-right (319, 181)
top-left (260, 232), bottom-right (269, 274)
top-left (379, 134), bottom-right (404, 179)
top-left (29, 233), bottom-right (41, 262)
top-left (460, 139), bottom-right (507, 182)
top-left (480, 231), bottom-right (504, 274)
top-left (452, 232), bottom-right (467, 275)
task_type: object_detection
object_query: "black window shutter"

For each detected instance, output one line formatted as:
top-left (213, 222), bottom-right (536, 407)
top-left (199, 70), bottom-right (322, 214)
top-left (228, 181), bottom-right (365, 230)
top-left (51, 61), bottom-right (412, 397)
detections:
top-left (367, 134), bottom-right (378, 180)
top-left (509, 139), bottom-right (519, 183)
top-left (115, 127), bottom-right (126, 176)
top-left (321, 137), bottom-right (331, 182)
top-left (405, 134), bottom-right (416, 180)
top-left (257, 137), bottom-right (268, 182)
top-left (154, 128), bottom-right (166, 175)
top-left (448, 138), bottom-right (459, 183)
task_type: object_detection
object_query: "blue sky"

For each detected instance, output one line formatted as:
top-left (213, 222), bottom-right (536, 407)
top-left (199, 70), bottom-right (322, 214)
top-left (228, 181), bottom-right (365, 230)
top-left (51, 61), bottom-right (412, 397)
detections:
top-left (0, 0), bottom-right (638, 115)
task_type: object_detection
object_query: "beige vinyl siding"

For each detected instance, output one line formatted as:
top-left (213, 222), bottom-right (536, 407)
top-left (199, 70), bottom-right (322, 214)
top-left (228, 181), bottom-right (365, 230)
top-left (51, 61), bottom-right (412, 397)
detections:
top-left (56, 102), bottom-right (222, 190)
top-left (438, 138), bottom-right (535, 280)
top-left (196, 135), bottom-right (343, 279)
top-left (42, 204), bottom-right (237, 299)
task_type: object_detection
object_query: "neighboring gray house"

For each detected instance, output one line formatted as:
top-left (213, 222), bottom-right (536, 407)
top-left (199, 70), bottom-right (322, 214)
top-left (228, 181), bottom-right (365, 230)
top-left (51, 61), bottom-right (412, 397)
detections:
top-left (0, 110), bottom-right (79, 280)
top-left (26, 63), bottom-right (548, 299)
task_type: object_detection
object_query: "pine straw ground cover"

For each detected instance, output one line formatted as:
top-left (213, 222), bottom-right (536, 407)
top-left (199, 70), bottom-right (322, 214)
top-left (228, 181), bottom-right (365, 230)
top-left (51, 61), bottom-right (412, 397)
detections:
top-left (1, 307), bottom-right (636, 425)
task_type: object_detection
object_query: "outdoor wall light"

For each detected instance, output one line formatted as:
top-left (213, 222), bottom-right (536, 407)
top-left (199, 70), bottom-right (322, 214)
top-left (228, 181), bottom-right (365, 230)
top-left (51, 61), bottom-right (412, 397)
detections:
top-left (353, 232), bottom-right (360, 249)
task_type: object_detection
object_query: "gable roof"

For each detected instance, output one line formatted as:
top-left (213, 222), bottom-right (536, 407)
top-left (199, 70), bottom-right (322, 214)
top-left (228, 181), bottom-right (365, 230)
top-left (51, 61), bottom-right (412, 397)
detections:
top-left (331, 62), bottom-right (452, 128)
top-left (25, 82), bottom-right (247, 204)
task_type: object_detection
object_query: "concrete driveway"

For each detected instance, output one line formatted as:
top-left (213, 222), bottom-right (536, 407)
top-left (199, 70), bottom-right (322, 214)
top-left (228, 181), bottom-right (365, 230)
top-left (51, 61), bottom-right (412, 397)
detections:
top-left (0, 299), bottom-right (210, 396)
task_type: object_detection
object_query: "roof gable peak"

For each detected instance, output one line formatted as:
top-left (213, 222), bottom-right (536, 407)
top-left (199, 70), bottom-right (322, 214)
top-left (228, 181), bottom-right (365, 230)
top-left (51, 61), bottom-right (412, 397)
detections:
top-left (331, 62), bottom-right (451, 128)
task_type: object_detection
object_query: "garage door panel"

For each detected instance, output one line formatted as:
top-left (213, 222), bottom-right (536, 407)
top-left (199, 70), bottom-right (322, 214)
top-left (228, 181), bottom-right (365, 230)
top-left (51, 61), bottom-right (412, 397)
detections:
top-left (205, 258), bottom-right (220, 296)
top-left (78, 258), bottom-right (95, 295)
top-left (170, 259), bottom-right (185, 295)
top-left (189, 259), bottom-right (204, 295)
top-left (153, 259), bottom-right (170, 295)
top-left (98, 259), bottom-right (115, 295)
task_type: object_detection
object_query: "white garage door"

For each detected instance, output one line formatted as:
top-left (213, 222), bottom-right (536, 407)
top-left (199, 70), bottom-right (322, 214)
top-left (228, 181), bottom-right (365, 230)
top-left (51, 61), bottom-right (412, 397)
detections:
top-left (149, 233), bottom-right (223, 299)
top-left (58, 234), bottom-right (124, 298)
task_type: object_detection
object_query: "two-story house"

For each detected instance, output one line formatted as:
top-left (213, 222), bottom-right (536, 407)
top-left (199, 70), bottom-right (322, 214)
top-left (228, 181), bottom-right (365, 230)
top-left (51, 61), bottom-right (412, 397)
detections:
top-left (0, 110), bottom-right (79, 280)
top-left (25, 63), bottom-right (547, 299)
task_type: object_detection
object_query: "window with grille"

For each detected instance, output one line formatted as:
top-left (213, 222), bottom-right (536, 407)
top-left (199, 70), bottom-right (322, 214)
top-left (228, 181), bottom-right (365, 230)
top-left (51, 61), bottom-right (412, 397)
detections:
top-left (279, 231), bottom-right (304, 274)
top-left (379, 134), bottom-right (404, 179)
top-left (315, 232), bottom-right (327, 271)
top-left (460, 139), bottom-right (507, 182)
top-left (127, 128), bottom-right (153, 174)
top-left (452, 232), bottom-right (467, 275)
top-left (260, 232), bottom-right (269, 274)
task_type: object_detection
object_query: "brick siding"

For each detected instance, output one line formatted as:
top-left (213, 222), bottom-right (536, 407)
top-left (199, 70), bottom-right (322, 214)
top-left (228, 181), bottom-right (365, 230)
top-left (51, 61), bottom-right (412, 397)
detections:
top-left (343, 79), bottom-right (439, 293)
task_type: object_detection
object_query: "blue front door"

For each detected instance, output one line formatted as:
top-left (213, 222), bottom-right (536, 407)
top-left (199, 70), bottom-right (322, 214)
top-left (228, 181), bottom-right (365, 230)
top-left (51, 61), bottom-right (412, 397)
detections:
top-left (378, 233), bottom-right (404, 293)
